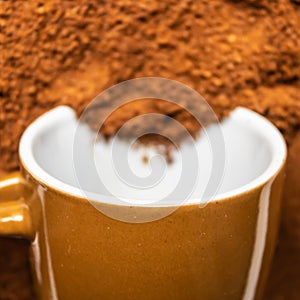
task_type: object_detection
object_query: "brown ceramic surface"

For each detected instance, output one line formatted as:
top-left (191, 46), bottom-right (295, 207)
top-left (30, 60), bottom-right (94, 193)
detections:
top-left (0, 161), bottom-right (285, 299)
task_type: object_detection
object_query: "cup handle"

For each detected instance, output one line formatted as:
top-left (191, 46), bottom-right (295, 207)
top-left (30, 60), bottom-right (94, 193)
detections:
top-left (0, 172), bottom-right (34, 239)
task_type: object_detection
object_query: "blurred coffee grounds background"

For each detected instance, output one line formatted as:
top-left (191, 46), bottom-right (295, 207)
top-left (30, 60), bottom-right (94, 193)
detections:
top-left (0, 0), bottom-right (300, 299)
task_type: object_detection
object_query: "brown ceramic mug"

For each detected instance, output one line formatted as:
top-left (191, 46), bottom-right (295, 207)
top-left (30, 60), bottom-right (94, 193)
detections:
top-left (0, 106), bottom-right (286, 299)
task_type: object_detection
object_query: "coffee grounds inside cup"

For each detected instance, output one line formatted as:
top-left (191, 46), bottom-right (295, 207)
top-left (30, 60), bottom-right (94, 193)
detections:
top-left (80, 82), bottom-right (222, 163)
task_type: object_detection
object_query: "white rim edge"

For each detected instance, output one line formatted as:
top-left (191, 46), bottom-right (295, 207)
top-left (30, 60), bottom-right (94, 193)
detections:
top-left (19, 105), bottom-right (287, 206)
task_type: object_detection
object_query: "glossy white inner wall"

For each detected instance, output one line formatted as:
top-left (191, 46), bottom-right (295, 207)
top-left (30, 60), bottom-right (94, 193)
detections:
top-left (20, 106), bottom-right (286, 205)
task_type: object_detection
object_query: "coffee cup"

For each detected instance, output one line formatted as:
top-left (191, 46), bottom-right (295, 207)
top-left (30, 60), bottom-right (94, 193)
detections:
top-left (0, 105), bottom-right (286, 299)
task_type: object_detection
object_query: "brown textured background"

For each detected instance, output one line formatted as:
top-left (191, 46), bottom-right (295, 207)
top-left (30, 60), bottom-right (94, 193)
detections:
top-left (0, 0), bottom-right (300, 299)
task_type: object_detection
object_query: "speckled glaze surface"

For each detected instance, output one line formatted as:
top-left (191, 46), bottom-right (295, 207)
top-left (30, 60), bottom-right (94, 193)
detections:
top-left (0, 164), bottom-right (285, 300)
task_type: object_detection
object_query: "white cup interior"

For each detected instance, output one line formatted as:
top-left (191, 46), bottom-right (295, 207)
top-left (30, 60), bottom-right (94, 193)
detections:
top-left (19, 106), bottom-right (286, 206)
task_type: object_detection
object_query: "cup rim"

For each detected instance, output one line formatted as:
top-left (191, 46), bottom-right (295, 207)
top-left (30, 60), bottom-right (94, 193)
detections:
top-left (19, 105), bottom-right (287, 206)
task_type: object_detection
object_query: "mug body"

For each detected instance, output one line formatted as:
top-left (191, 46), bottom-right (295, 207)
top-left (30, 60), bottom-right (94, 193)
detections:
top-left (24, 168), bottom-right (284, 300)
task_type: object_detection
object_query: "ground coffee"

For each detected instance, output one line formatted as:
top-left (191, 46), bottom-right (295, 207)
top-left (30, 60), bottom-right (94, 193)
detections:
top-left (1, 0), bottom-right (300, 172)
